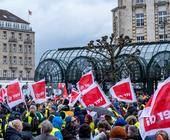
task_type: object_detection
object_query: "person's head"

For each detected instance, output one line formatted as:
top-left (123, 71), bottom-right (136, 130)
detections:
top-left (97, 120), bottom-right (111, 133)
top-left (110, 126), bottom-right (127, 139)
top-left (127, 125), bottom-right (139, 137)
top-left (78, 123), bottom-right (91, 139)
top-left (10, 119), bottom-right (23, 132)
top-left (40, 120), bottom-right (53, 134)
top-left (50, 105), bottom-right (57, 113)
top-left (156, 130), bottom-right (169, 140)
top-left (85, 114), bottom-right (93, 124)
top-left (29, 105), bottom-right (36, 113)
top-left (36, 103), bottom-right (43, 111)
top-left (63, 99), bottom-right (69, 105)
top-left (52, 116), bottom-right (63, 130)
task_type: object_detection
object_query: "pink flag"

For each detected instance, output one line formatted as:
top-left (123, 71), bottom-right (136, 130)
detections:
top-left (69, 89), bottom-right (80, 107)
top-left (6, 80), bottom-right (24, 108)
top-left (31, 80), bottom-right (46, 104)
top-left (139, 77), bottom-right (170, 139)
top-left (0, 88), bottom-right (6, 103)
top-left (109, 78), bottom-right (136, 103)
top-left (80, 83), bottom-right (110, 108)
top-left (77, 71), bottom-right (94, 93)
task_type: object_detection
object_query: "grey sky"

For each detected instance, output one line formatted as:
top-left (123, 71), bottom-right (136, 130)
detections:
top-left (1, 0), bottom-right (117, 65)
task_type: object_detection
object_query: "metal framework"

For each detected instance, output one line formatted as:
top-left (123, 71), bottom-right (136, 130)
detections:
top-left (35, 41), bottom-right (170, 93)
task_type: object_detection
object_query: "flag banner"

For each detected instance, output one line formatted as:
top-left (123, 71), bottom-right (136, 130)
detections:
top-left (0, 88), bottom-right (6, 103)
top-left (69, 89), bottom-right (80, 107)
top-left (77, 71), bottom-right (94, 93)
top-left (80, 83), bottom-right (110, 108)
top-left (58, 83), bottom-right (68, 99)
top-left (139, 77), bottom-right (170, 139)
top-left (6, 80), bottom-right (24, 108)
top-left (28, 10), bottom-right (32, 15)
top-left (109, 78), bottom-right (137, 103)
top-left (30, 79), bottom-right (46, 104)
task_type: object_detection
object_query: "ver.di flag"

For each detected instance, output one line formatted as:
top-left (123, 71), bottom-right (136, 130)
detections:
top-left (68, 89), bottom-right (80, 107)
top-left (139, 77), bottom-right (170, 139)
top-left (6, 80), bottom-right (24, 108)
top-left (0, 88), bottom-right (6, 103)
top-left (109, 77), bottom-right (137, 103)
top-left (79, 83), bottom-right (110, 108)
top-left (58, 83), bottom-right (68, 99)
top-left (30, 79), bottom-right (46, 104)
top-left (77, 71), bottom-right (94, 93)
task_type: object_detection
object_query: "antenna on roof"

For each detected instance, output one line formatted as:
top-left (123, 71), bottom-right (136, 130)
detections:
top-left (28, 9), bottom-right (32, 23)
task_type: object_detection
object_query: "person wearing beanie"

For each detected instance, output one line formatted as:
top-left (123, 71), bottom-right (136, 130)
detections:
top-left (51, 116), bottom-right (63, 140)
top-left (110, 126), bottom-right (127, 140)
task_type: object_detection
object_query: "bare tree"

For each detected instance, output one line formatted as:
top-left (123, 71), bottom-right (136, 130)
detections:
top-left (86, 33), bottom-right (140, 83)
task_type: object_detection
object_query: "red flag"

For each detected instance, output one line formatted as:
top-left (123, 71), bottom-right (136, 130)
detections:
top-left (58, 83), bottom-right (68, 99)
top-left (109, 78), bottom-right (136, 103)
top-left (77, 71), bottom-right (94, 93)
top-left (31, 80), bottom-right (46, 104)
top-left (6, 80), bottom-right (24, 108)
top-left (139, 77), bottom-right (170, 139)
top-left (80, 83), bottom-right (110, 108)
top-left (0, 88), bottom-right (6, 103)
top-left (69, 89), bottom-right (80, 107)
top-left (28, 10), bottom-right (32, 15)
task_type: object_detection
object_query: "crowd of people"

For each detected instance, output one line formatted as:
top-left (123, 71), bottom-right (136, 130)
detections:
top-left (0, 92), bottom-right (169, 140)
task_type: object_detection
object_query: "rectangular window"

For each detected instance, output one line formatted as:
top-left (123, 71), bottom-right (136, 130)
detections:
top-left (3, 70), bottom-right (7, 77)
top-left (19, 71), bottom-right (23, 78)
top-left (3, 31), bottom-right (7, 39)
top-left (11, 70), bottom-right (15, 78)
top-left (26, 71), bottom-right (30, 78)
top-left (158, 11), bottom-right (167, 25)
top-left (28, 57), bottom-right (32, 65)
top-left (136, 36), bottom-right (145, 42)
top-left (18, 33), bottom-right (23, 40)
top-left (13, 44), bottom-right (17, 52)
top-left (19, 45), bottom-right (23, 53)
top-left (3, 43), bottom-right (7, 52)
top-left (136, 13), bottom-right (144, 27)
top-left (28, 45), bottom-right (32, 53)
top-left (19, 57), bottom-right (23, 65)
top-left (24, 57), bottom-right (27, 65)
top-left (136, 0), bottom-right (144, 4)
top-left (9, 56), bottom-right (12, 64)
top-left (3, 56), bottom-right (7, 64)
top-left (13, 56), bottom-right (17, 65)
top-left (159, 34), bottom-right (167, 41)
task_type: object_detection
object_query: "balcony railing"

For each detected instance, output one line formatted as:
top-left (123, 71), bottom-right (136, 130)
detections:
top-left (155, 0), bottom-right (169, 6)
top-left (8, 37), bottom-right (17, 43)
top-left (24, 38), bottom-right (32, 44)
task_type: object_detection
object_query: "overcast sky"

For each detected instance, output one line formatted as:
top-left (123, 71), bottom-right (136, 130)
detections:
top-left (1, 0), bottom-right (117, 65)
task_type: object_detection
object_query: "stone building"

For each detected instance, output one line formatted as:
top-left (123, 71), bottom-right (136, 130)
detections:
top-left (0, 9), bottom-right (35, 81)
top-left (112, 0), bottom-right (170, 42)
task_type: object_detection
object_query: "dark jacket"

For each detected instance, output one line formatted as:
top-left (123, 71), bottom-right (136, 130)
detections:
top-left (21, 131), bottom-right (34, 140)
top-left (4, 126), bottom-right (23, 140)
top-left (34, 133), bottom-right (57, 140)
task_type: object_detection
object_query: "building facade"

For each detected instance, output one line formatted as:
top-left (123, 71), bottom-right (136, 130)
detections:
top-left (0, 9), bottom-right (35, 81)
top-left (112, 0), bottom-right (170, 43)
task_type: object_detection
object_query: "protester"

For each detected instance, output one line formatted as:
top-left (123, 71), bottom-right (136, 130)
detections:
top-left (4, 119), bottom-right (23, 140)
top-left (34, 120), bottom-right (57, 140)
